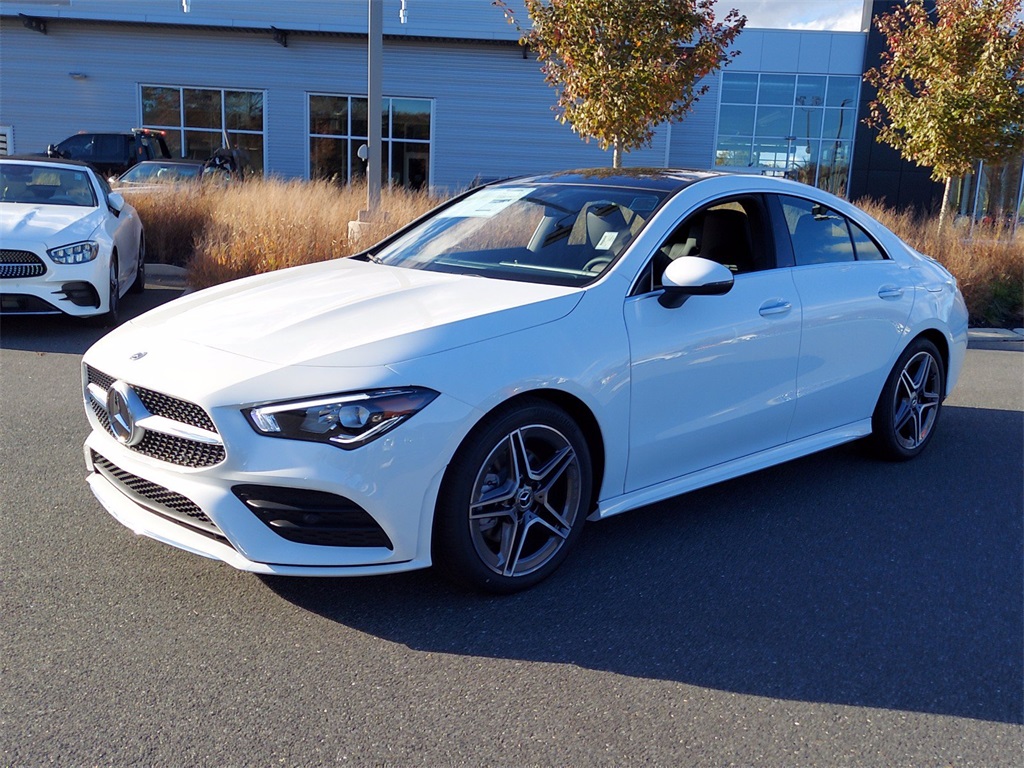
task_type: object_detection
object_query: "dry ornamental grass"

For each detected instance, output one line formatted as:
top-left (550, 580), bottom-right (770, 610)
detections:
top-left (857, 199), bottom-right (1024, 328)
top-left (128, 179), bottom-right (1022, 328)
top-left (128, 179), bottom-right (442, 288)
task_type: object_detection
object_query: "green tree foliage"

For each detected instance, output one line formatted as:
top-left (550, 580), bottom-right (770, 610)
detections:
top-left (497, 0), bottom-right (745, 167)
top-left (864, 0), bottom-right (1024, 220)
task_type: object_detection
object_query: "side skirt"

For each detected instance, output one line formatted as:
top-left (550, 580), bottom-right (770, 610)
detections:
top-left (590, 419), bottom-right (872, 521)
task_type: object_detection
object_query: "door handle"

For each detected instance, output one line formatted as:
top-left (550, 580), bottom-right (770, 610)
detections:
top-left (878, 285), bottom-right (904, 300)
top-left (759, 300), bottom-right (792, 317)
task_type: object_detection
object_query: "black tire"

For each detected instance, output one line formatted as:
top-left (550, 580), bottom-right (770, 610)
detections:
top-left (870, 337), bottom-right (945, 461)
top-left (90, 254), bottom-right (120, 328)
top-left (129, 234), bottom-right (146, 294)
top-left (433, 398), bottom-right (592, 594)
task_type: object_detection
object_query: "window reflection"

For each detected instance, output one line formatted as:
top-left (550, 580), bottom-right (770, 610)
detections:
top-left (716, 72), bottom-right (861, 197)
top-left (308, 94), bottom-right (432, 189)
top-left (141, 85), bottom-right (264, 174)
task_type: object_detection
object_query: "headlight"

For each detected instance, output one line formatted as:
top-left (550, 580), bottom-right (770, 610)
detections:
top-left (48, 241), bottom-right (99, 264)
top-left (244, 387), bottom-right (438, 449)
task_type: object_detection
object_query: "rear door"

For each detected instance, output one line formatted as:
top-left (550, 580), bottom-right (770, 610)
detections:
top-left (774, 194), bottom-right (915, 440)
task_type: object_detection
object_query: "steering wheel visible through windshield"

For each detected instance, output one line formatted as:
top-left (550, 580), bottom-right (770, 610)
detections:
top-left (373, 184), bottom-right (667, 286)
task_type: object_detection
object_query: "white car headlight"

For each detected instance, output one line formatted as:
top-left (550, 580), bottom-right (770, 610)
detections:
top-left (244, 388), bottom-right (438, 449)
top-left (48, 241), bottom-right (99, 264)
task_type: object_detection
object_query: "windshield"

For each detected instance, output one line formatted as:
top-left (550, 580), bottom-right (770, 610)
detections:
top-left (0, 164), bottom-right (97, 207)
top-left (121, 162), bottom-right (201, 184)
top-left (373, 184), bottom-right (667, 286)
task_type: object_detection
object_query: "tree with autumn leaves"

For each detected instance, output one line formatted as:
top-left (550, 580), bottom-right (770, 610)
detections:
top-left (865, 0), bottom-right (1024, 224)
top-left (496, 0), bottom-right (745, 167)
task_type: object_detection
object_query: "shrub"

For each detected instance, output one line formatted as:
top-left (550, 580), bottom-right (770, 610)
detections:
top-left (126, 179), bottom-right (445, 288)
top-left (127, 185), bottom-right (212, 267)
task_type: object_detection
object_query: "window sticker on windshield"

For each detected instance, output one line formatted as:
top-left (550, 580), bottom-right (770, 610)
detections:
top-left (595, 230), bottom-right (619, 251)
top-left (439, 187), bottom-right (534, 218)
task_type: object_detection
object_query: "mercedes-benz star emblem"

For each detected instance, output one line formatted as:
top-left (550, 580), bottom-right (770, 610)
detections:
top-left (129, 352), bottom-right (147, 361)
top-left (107, 381), bottom-right (146, 446)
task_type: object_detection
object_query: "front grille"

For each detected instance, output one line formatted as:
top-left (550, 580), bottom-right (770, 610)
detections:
top-left (85, 365), bottom-right (225, 468)
top-left (0, 250), bottom-right (46, 279)
top-left (87, 365), bottom-right (115, 391)
top-left (91, 450), bottom-right (231, 545)
top-left (135, 429), bottom-right (226, 468)
top-left (134, 386), bottom-right (217, 433)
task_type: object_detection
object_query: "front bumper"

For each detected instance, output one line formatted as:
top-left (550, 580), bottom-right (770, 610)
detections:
top-left (1, 250), bottom-right (111, 316)
top-left (83, 386), bottom-right (476, 576)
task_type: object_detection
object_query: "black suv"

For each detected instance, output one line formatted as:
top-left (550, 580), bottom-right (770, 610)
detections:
top-left (46, 128), bottom-right (172, 178)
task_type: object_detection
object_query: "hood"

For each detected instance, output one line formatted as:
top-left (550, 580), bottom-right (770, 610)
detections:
top-left (0, 203), bottom-right (101, 247)
top-left (129, 258), bottom-right (583, 368)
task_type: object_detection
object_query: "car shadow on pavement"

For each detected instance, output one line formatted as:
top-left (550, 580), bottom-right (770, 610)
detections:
top-left (265, 404), bottom-right (1023, 726)
top-left (0, 286), bottom-right (183, 355)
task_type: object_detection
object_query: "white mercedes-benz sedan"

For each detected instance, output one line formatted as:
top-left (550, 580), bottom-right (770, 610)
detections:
top-left (81, 171), bottom-right (968, 592)
top-left (1, 157), bottom-right (144, 322)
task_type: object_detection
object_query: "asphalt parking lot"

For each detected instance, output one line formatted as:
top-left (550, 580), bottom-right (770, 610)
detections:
top-left (2, 285), bottom-right (1021, 766)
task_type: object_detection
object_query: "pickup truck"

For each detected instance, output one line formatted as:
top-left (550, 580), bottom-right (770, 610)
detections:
top-left (46, 128), bottom-right (172, 178)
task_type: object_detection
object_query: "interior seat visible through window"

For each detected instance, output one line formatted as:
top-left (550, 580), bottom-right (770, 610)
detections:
top-left (638, 196), bottom-right (772, 294)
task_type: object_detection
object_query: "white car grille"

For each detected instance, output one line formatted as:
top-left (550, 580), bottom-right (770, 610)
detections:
top-left (85, 365), bottom-right (226, 468)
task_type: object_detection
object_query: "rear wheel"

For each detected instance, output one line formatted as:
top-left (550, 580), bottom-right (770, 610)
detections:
top-left (433, 399), bottom-right (592, 594)
top-left (870, 338), bottom-right (945, 461)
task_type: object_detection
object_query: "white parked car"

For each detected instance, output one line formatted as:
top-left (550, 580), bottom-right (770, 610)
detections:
top-left (1, 157), bottom-right (144, 322)
top-left (81, 171), bottom-right (968, 592)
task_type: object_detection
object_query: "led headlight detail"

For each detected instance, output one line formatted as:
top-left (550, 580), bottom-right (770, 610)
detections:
top-left (47, 241), bottom-right (100, 264)
top-left (245, 388), bottom-right (438, 449)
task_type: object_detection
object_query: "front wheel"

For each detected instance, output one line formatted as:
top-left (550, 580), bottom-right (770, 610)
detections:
top-left (870, 338), bottom-right (945, 461)
top-left (433, 399), bottom-right (592, 594)
top-left (129, 234), bottom-right (146, 294)
top-left (90, 254), bottom-right (120, 327)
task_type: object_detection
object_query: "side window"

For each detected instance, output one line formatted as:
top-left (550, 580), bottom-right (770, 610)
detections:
top-left (57, 134), bottom-right (94, 158)
top-left (93, 135), bottom-right (124, 162)
top-left (779, 196), bottom-right (854, 265)
top-left (849, 219), bottom-right (887, 260)
top-left (636, 196), bottom-right (772, 294)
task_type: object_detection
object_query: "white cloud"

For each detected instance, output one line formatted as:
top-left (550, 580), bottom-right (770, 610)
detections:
top-left (728, 0), bottom-right (865, 32)
top-left (785, 9), bottom-right (864, 32)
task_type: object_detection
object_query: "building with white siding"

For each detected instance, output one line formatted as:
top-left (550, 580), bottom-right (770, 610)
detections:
top-left (10, 0), bottom-right (1009, 216)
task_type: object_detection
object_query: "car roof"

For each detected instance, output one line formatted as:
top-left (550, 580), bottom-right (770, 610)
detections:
top-left (2, 155), bottom-right (99, 172)
top-left (502, 168), bottom-right (721, 193)
top-left (131, 159), bottom-right (203, 166)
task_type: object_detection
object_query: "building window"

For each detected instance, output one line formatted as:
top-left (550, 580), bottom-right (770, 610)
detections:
top-left (716, 72), bottom-right (860, 197)
top-left (309, 94), bottom-right (431, 189)
top-left (140, 85), bottom-right (265, 174)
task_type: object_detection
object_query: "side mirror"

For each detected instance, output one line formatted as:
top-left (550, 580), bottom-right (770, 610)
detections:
top-left (107, 191), bottom-right (126, 215)
top-left (658, 256), bottom-right (734, 309)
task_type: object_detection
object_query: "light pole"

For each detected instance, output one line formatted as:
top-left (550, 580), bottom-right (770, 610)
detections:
top-left (366, 0), bottom-right (383, 217)
top-left (352, 0), bottom-right (404, 243)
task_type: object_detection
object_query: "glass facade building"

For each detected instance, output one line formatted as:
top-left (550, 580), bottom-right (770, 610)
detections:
top-left (715, 71), bottom-right (861, 197)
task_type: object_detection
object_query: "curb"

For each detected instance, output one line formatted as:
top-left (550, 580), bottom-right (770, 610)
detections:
top-left (146, 264), bottom-right (188, 290)
top-left (967, 328), bottom-right (1024, 342)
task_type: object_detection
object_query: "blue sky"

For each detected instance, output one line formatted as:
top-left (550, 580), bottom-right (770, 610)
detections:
top-left (731, 0), bottom-right (865, 31)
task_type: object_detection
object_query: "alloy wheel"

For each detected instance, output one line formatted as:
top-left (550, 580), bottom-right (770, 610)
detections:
top-left (468, 424), bottom-right (583, 578)
top-left (891, 350), bottom-right (941, 450)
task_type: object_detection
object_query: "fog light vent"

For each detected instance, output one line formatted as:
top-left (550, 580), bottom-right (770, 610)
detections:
top-left (232, 485), bottom-right (393, 549)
